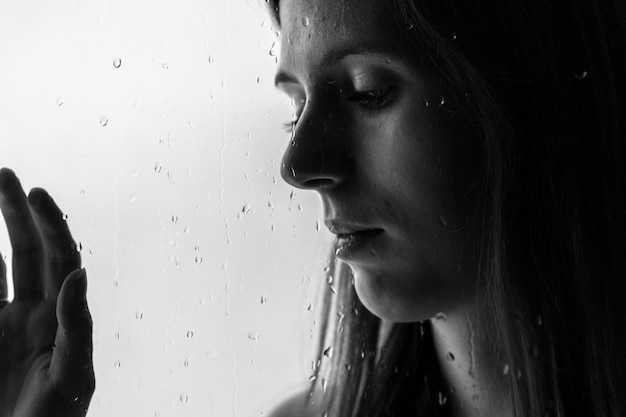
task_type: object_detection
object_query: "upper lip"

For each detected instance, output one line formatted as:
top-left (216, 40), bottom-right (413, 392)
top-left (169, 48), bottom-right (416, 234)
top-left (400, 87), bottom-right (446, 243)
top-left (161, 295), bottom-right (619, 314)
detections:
top-left (325, 219), bottom-right (382, 236)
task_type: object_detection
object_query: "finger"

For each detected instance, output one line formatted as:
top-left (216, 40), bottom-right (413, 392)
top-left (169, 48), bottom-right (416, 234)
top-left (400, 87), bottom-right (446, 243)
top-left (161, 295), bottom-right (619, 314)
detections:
top-left (0, 168), bottom-right (44, 299)
top-left (28, 188), bottom-right (81, 297)
top-left (0, 253), bottom-right (7, 306)
top-left (51, 268), bottom-right (95, 399)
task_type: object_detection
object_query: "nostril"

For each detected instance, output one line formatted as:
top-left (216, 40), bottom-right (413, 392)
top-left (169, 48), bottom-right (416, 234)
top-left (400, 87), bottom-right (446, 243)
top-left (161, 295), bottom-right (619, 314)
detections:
top-left (302, 178), bottom-right (336, 189)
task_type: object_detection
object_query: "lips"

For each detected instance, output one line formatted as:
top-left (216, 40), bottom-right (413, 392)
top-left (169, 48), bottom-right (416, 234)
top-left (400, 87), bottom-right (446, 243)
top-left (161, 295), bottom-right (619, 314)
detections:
top-left (325, 220), bottom-right (379, 235)
top-left (326, 220), bottom-right (384, 260)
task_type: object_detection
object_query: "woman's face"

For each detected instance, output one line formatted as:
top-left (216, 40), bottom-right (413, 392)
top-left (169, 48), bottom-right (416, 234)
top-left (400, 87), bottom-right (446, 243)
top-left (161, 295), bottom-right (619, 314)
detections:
top-left (275, 0), bottom-right (481, 322)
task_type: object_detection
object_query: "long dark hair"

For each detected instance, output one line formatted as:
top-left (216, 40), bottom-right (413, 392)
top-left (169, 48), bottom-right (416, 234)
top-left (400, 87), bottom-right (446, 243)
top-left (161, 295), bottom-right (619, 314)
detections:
top-left (267, 0), bottom-right (626, 415)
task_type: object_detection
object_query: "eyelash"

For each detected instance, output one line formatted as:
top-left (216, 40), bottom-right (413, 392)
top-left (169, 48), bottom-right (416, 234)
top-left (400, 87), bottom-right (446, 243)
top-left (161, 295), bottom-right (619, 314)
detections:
top-left (282, 120), bottom-right (298, 133)
top-left (346, 86), bottom-right (394, 110)
top-left (281, 86), bottom-right (394, 131)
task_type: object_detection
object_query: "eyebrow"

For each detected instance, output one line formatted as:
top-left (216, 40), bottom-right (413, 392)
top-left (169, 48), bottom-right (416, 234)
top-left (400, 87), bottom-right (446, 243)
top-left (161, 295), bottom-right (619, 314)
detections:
top-left (274, 43), bottom-right (397, 87)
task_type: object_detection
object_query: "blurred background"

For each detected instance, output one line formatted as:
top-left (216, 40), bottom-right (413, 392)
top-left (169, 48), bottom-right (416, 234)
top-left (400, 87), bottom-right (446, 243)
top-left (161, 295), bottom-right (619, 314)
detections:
top-left (0, 0), bottom-right (329, 415)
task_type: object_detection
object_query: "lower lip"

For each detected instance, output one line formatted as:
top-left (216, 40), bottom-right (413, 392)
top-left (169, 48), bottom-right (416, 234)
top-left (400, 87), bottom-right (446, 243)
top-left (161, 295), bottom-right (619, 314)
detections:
top-left (334, 229), bottom-right (383, 260)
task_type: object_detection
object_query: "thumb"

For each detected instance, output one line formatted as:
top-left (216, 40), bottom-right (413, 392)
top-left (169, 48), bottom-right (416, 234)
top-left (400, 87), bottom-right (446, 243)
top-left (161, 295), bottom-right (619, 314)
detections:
top-left (50, 268), bottom-right (95, 398)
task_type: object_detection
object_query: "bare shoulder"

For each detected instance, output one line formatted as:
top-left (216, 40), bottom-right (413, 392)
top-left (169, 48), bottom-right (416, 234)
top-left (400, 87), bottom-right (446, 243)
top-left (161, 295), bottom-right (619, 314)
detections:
top-left (266, 389), bottom-right (321, 417)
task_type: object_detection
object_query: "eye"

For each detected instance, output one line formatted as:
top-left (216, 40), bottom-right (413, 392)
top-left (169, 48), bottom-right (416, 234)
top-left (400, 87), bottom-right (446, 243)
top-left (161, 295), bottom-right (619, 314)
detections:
top-left (282, 119), bottom-right (298, 133)
top-left (283, 99), bottom-right (304, 133)
top-left (346, 86), bottom-right (394, 109)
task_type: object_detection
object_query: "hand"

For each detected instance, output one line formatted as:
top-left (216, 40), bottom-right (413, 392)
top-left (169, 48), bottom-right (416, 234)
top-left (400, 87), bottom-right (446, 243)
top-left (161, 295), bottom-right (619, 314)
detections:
top-left (0, 168), bottom-right (94, 417)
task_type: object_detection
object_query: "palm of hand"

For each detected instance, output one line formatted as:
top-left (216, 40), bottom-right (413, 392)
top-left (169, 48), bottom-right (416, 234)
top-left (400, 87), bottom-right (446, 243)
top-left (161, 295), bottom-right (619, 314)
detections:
top-left (0, 299), bottom-right (58, 416)
top-left (0, 168), bottom-right (93, 417)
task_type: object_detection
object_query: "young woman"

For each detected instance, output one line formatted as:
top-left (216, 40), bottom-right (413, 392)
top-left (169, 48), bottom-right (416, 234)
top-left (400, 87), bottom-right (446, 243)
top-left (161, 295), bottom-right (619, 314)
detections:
top-left (1, 0), bottom-right (625, 416)
top-left (266, 0), bottom-right (626, 415)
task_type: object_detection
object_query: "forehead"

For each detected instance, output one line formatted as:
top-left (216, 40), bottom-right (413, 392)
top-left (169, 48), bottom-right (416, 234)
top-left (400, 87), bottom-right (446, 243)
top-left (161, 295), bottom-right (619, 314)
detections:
top-left (277, 0), bottom-right (402, 74)
top-left (279, 0), bottom-right (393, 29)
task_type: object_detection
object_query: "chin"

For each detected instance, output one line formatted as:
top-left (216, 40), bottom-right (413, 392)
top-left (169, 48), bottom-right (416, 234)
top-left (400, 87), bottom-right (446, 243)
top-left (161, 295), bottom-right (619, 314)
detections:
top-left (349, 265), bottom-right (442, 323)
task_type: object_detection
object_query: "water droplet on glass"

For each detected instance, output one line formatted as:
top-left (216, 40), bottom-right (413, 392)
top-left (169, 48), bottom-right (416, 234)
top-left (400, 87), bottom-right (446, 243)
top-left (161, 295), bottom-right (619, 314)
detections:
top-left (537, 315), bottom-right (543, 327)
top-left (405, 20), bottom-right (414, 30)
top-left (385, 56), bottom-right (391, 64)
top-left (323, 346), bottom-right (334, 358)
top-left (154, 163), bottom-right (162, 173)
top-left (423, 97), bottom-right (430, 107)
top-left (446, 352), bottom-right (455, 362)
top-left (99, 116), bottom-right (109, 127)
top-left (135, 311), bottom-right (143, 320)
top-left (241, 203), bottom-right (252, 215)
top-left (574, 70), bottom-right (588, 80)
top-left (438, 216), bottom-right (448, 227)
top-left (194, 255), bottom-right (203, 264)
top-left (438, 96), bottom-right (446, 107)
top-left (161, 62), bottom-right (169, 70)
top-left (450, 32), bottom-right (458, 41)
top-left (179, 394), bottom-right (188, 403)
top-left (438, 391), bottom-right (448, 405)
top-left (308, 374), bottom-right (316, 381)
top-left (247, 331), bottom-right (260, 341)
top-left (56, 98), bottom-right (64, 107)
top-left (502, 364), bottom-right (510, 375)
top-left (321, 378), bottom-right (328, 393)
top-left (301, 16), bottom-right (309, 26)
top-left (269, 41), bottom-right (278, 57)
top-left (435, 312), bottom-right (447, 321)
top-left (62, 214), bottom-right (69, 221)
top-left (315, 220), bottom-right (321, 231)
top-left (113, 57), bottom-right (122, 68)
top-left (186, 330), bottom-right (194, 338)
top-left (171, 215), bottom-right (178, 223)
top-left (114, 360), bottom-right (121, 368)
top-left (260, 295), bottom-right (267, 304)
top-left (184, 358), bottom-right (190, 367)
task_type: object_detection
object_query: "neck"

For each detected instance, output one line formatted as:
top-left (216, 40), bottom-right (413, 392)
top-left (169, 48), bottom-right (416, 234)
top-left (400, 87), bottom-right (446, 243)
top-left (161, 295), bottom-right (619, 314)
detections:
top-left (429, 305), bottom-right (513, 417)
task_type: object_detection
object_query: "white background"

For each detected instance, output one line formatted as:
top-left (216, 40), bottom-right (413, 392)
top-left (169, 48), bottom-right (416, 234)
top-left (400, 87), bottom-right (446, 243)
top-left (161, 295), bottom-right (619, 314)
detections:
top-left (0, 0), bottom-right (330, 415)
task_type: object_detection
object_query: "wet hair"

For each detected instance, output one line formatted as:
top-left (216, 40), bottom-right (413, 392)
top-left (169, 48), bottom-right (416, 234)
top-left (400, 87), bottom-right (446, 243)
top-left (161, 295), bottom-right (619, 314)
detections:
top-left (266, 0), bottom-right (626, 416)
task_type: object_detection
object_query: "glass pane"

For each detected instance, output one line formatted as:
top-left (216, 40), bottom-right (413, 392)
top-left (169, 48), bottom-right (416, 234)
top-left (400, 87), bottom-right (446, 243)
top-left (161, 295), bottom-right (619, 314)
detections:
top-left (0, 1), bottom-right (326, 415)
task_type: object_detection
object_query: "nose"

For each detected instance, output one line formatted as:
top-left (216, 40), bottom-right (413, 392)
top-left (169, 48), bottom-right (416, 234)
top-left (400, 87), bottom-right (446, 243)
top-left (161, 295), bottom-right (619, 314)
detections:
top-left (280, 105), bottom-right (352, 190)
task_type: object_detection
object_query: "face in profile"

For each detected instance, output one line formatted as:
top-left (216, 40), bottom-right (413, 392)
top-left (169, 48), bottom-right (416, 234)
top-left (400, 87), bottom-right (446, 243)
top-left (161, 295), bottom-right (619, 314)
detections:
top-left (275, 0), bottom-right (482, 322)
